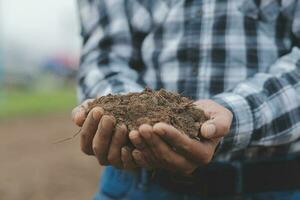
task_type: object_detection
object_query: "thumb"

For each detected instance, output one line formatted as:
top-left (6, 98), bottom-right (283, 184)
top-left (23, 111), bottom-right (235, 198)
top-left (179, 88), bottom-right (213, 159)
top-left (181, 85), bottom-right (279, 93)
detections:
top-left (71, 106), bottom-right (87, 127)
top-left (201, 122), bottom-right (217, 139)
top-left (71, 99), bottom-right (94, 127)
top-left (200, 114), bottom-right (232, 139)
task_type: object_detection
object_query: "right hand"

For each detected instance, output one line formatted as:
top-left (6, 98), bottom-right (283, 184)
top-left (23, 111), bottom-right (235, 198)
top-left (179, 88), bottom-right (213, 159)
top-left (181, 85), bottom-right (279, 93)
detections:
top-left (71, 99), bottom-right (138, 170)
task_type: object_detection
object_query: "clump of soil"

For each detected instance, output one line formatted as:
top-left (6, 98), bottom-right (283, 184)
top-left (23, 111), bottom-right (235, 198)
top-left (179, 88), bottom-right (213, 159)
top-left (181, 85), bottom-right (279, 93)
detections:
top-left (87, 88), bottom-right (208, 138)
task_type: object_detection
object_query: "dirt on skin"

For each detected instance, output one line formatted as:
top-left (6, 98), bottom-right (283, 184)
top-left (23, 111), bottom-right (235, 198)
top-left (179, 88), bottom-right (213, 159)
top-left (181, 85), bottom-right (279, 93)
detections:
top-left (88, 88), bottom-right (208, 138)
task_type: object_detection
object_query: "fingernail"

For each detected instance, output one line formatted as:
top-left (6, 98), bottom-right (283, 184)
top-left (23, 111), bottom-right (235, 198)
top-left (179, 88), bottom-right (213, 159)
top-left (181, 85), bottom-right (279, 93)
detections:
top-left (92, 108), bottom-right (102, 120)
top-left (202, 123), bottom-right (216, 138)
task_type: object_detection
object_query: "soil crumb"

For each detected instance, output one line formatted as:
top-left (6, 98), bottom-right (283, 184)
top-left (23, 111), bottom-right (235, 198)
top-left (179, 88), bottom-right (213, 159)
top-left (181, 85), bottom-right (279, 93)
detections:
top-left (87, 88), bottom-right (208, 137)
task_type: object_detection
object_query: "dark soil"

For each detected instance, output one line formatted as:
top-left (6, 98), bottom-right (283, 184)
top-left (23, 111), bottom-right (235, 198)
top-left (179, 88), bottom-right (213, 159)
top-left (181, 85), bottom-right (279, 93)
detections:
top-left (87, 88), bottom-right (208, 137)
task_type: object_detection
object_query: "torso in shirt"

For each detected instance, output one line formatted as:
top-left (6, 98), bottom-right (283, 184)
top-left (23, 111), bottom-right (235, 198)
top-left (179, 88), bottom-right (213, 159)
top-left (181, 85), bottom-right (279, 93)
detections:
top-left (124, 0), bottom-right (299, 161)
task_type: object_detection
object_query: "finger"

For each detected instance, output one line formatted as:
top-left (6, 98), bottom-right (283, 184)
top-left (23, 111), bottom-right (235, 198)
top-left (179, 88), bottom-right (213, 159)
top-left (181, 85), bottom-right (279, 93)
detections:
top-left (121, 147), bottom-right (138, 170)
top-left (194, 100), bottom-right (233, 139)
top-left (201, 112), bottom-right (232, 139)
top-left (72, 99), bottom-right (94, 127)
top-left (93, 115), bottom-right (116, 165)
top-left (129, 130), bottom-right (149, 150)
top-left (153, 122), bottom-right (215, 165)
top-left (72, 108), bottom-right (86, 127)
top-left (129, 130), bottom-right (159, 167)
top-left (107, 124), bottom-right (128, 168)
top-left (153, 122), bottom-right (192, 152)
top-left (139, 124), bottom-right (197, 174)
top-left (132, 150), bottom-right (152, 169)
top-left (80, 107), bottom-right (104, 155)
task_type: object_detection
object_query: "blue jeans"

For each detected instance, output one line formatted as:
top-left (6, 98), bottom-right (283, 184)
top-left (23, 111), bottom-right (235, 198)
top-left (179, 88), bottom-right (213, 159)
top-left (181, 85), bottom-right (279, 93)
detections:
top-left (93, 166), bottom-right (300, 200)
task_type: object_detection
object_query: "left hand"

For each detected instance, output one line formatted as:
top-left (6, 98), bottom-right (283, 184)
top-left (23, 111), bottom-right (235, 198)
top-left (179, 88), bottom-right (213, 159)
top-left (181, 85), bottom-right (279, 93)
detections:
top-left (71, 99), bottom-right (138, 170)
top-left (128, 99), bottom-right (233, 175)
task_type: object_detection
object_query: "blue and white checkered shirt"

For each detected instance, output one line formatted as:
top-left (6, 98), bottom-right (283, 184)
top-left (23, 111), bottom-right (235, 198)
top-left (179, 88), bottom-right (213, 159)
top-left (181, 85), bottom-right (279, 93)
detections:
top-left (77, 0), bottom-right (300, 161)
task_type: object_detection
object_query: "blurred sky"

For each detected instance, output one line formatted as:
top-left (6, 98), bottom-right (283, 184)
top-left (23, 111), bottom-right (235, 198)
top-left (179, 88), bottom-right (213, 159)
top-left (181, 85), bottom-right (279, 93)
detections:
top-left (0, 0), bottom-right (81, 71)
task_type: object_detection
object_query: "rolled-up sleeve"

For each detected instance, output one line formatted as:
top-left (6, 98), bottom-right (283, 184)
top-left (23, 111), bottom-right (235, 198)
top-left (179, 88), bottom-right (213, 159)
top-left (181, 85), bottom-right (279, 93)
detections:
top-left (77, 0), bottom-right (148, 102)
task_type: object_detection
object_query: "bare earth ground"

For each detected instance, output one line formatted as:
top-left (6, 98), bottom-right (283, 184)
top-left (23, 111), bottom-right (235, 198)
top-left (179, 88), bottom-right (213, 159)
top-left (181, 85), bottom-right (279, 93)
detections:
top-left (0, 112), bottom-right (101, 200)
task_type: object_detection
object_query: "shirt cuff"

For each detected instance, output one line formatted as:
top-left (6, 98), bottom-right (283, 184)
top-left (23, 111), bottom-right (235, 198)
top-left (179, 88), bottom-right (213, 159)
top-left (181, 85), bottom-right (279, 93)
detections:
top-left (212, 93), bottom-right (254, 155)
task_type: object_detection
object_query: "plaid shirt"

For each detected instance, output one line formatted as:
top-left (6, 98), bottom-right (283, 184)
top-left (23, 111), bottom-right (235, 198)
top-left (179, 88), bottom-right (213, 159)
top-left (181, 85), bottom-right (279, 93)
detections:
top-left (77, 0), bottom-right (300, 161)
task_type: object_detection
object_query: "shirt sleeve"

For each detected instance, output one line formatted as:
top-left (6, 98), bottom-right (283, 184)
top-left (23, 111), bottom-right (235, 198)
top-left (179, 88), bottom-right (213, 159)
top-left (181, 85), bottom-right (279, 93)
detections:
top-left (212, 1), bottom-right (300, 154)
top-left (77, 0), bottom-right (148, 102)
top-left (213, 47), bottom-right (300, 154)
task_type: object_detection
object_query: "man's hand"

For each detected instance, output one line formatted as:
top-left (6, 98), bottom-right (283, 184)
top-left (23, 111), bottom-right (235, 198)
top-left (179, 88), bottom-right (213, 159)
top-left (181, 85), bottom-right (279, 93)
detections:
top-left (71, 99), bottom-right (138, 170)
top-left (195, 99), bottom-right (233, 140)
top-left (129, 99), bottom-right (233, 174)
top-left (129, 125), bottom-right (198, 175)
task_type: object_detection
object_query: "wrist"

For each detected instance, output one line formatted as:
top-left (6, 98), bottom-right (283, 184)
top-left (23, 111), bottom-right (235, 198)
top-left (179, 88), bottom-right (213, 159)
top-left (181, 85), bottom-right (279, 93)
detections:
top-left (212, 93), bottom-right (254, 155)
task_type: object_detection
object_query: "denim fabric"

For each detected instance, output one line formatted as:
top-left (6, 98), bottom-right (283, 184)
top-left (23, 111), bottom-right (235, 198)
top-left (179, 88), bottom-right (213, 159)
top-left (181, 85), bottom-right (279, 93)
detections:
top-left (93, 167), bottom-right (300, 200)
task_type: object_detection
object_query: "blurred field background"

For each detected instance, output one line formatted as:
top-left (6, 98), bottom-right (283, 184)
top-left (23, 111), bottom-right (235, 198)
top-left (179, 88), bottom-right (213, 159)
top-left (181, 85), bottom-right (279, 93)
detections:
top-left (0, 0), bottom-right (101, 199)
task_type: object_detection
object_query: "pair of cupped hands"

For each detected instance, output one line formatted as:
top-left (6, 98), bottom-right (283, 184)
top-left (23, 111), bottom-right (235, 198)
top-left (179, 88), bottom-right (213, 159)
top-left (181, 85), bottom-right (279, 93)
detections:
top-left (72, 98), bottom-right (232, 175)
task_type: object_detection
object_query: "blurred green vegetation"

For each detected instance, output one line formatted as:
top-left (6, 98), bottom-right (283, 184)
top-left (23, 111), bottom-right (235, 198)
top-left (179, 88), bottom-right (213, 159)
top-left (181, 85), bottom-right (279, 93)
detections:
top-left (0, 87), bottom-right (77, 119)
